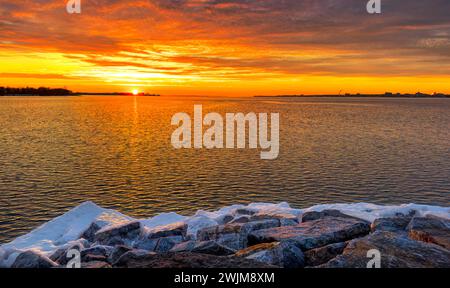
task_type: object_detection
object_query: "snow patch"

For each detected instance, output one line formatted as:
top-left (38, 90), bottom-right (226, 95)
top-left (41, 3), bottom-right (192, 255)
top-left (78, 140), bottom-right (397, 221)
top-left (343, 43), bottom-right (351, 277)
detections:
top-left (1, 201), bottom-right (449, 267)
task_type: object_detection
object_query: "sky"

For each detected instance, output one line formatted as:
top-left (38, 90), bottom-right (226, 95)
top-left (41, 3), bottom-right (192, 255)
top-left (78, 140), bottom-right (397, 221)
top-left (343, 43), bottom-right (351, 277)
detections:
top-left (0, 0), bottom-right (449, 96)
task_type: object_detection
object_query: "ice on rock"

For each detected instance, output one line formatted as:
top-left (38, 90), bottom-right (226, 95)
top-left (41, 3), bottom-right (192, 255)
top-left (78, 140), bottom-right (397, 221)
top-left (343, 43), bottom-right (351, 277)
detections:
top-left (1, 200), bottom-right (449, 267)
top-left (303, 203), bottom-right (450, 223)
top-left (0, 201), bottom-right (132, 267)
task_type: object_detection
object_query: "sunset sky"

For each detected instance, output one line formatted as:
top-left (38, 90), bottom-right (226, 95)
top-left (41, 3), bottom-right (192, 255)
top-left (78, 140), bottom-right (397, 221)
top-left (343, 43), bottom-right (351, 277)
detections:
top-left (1, 0), bottom-right (449, 96)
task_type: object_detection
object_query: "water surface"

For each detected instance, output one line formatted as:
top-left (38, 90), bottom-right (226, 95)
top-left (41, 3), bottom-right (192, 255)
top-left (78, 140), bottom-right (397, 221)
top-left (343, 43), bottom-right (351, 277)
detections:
top-left (1, 96), bottom-right (449, 243)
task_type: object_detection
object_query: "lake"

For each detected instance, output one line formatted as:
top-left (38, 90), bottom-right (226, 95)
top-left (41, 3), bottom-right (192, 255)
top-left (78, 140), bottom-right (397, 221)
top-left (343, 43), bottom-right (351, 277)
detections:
top-left (0, 96), bottom-right (449, 243)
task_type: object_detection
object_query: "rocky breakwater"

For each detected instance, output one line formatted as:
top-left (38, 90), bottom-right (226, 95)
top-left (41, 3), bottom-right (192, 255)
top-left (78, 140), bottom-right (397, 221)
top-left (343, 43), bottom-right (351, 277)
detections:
top-left (1, 202), bottom-right (449, 268)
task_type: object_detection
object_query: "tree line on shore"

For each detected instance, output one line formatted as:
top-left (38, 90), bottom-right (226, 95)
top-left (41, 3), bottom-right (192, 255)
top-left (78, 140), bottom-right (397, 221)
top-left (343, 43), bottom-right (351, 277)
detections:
top-left (0, 87), bottom-right (72, 96)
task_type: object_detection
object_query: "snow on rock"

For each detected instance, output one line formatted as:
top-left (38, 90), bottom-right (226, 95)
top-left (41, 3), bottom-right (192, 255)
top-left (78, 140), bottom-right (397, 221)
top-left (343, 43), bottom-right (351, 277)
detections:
top-left (1, 200), bottom-right (449, 267)
top-left (0, 201), bottom-right (132, 267)
top-left (303, 203), bottom-right (450, 223)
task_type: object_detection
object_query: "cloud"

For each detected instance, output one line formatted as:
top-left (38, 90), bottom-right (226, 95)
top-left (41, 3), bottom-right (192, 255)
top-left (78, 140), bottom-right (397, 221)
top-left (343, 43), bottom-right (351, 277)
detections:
top-left (0, 0), bottom-right (449, 82)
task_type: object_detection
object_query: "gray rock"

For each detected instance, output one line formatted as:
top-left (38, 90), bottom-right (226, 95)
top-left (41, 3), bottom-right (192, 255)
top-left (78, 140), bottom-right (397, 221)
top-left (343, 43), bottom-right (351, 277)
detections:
top-left (371, 216), bottom-right (412, 232)
top-left (407, 216), bottom-right (450, 249)
top-left (170, 240), bottom-right (236, 256)
top-left (134, 235), bottom-right (184, 252)
top-left (154, 236), bottom-right (184, 253)
top-left (235, 208), bottom-right (257, 216)
top-left (113, 252), bottom-right (276, 268)
top-left (80, 245), bottom-right (114, 259)
top-left (229, 216), bottom-right (251, 224)
top-left (81, 261), bottom-right (111, 268)
top-left (304, 242), bottom-right (348, 267)
top-left (250, 213), bottom-right (299, 226)
top-left (12, 251), bottom-right (58, 268)
top-left (322, 231), bottom-right (450, 268)
top-left (197, 219), bottom-right (281, 250)
top-left (236, 241), bottom-right (304, 268)
top-left (147, 223), bottom-right (187, 239)
top-left (108, 245), bottom-right (133, 264)
top-left (248, 217), bottom-right (370, 251)
top-left (301, 210), bottom-right (367, 223)
top-left (82, 254), bottom-right (107, 263)
top-left (113, 249), bottom-right (155, 266)
top-left (94, 221), bottom-right (142, 246)
top-left (80, 222), bottom-right (102, 242)
top-left (50, 242), bottom-right (86, 265)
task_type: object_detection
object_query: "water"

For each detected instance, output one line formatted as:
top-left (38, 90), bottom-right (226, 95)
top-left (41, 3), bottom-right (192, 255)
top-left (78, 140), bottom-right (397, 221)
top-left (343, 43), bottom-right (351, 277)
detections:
top-left (0, 96), bottom-right (449, 243)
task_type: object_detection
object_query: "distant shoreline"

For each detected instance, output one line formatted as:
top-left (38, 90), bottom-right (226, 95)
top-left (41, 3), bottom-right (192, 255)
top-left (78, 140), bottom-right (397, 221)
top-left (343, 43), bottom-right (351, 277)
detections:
top-left (0, 93), bottom-right (160, 97)
top-left (255, 93), bottom-right (450, 98)
top-left (0, 87), bottom-right (160, 97)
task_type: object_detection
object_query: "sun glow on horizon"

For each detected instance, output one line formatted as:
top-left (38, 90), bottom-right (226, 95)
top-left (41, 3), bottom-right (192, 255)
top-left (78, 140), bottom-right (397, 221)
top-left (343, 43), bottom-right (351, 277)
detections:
top-left (132, 89), bottom-right (139, 95)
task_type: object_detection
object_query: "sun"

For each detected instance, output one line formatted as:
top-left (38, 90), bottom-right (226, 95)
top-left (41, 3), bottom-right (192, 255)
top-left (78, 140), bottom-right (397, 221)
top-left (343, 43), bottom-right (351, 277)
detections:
top-left (132, 89), bottom-right (139, 95)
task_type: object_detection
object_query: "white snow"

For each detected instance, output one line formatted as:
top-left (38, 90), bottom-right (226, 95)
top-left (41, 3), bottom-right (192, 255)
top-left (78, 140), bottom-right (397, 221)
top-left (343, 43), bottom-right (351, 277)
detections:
top-left (303, 203), bottom-right (450, 223)
top-left (1, 201), bottom-right (448, 267)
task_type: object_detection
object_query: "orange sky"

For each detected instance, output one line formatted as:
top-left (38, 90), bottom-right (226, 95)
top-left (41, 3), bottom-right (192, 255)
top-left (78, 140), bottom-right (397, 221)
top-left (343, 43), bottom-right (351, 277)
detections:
top-left (1, 0), bottom-right (449, 96)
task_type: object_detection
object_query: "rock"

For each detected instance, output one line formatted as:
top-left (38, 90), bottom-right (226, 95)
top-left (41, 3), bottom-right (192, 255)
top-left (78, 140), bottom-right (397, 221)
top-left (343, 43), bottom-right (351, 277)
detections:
top-left (113, 249), bottom-right (155, 266)
top-left (80, 245), bottom-right (114, 259)
top-left (371, 216), bottom-right (412, 232)
top-left (134, 223), bottom-right (188, 252)
top-left (407, 216), bottom-right (450, 249)
top-left (322, 231), bottom-right (450, 268)
top-left (250, 213), bottom-right (299, 226)
top-left (50, 241), bottom-right (86, 265)
top-left (80, 222), bottom-right (102, 242)
top-left (235, 208), bottom-right (257, 216)
top-left (198, 219), bottom-right (281, 250)
top-left (248, 217), bottom-right (370, 251)
top-left (170, 241), bottom-right (196, 253)
top-left (12, 251), bottom-right (58, 268)
top-left (301, 210), bottom-right (366, 223)
top-left (134, 235), bottom-right (184, 252)
top-left (154, 236), bottom-right (184, 253)
top-left (113, 252), bottom-right (276, 268)
top-left (108, 245), bottom-right (133, 264)
top-left (81, 261), bottom-right (111, 268)
top-left (236, 241), bottom-right (304, 268)
top-left (147, 223), bottom-right (187, 239)
top-left (229, 216), bottom-right (251, 224)
top-left (304, 242), bottom-right (348, 267)
top-left (82, 254), bottom-right (107, 263)
top-left (94, 221), bottom-right (142, 246)
top-left (217, 214), bottom-right (235, 225)
top-left (171, 241), bottom-right (236, 256)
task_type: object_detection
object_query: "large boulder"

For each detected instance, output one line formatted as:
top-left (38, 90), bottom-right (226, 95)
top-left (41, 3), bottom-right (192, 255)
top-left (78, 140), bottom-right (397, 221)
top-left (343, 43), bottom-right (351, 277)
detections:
top-left (134, 236), bottom-right (184, 253)
top-left (250, 212), bottom-right (299, 226)
top-left (113, 251), bottom-right (276, 268)
top-left (170, 240), bottom-right (236, 256)
top-left (322, 231), bottom-right (450, 268)
top-left (112, 249), bottom-right (155, 266)
top-left (236, 241), bottom-right (304, 268)
top-left (81, 261), bottom-right (111, 268)
top-left (108, 245), bottom-right (133, 264)
top-left (147, 223), bottom-right (188, 239)
top-left (49, 240), bottom-right (88, 265)
top-left (94, 221), bottom-right (142, 246)
top-left (371, 216), bottom-right (412, 232)
top-left (248, 217), bottom-right (370, 251)
top-left (12, 251), bottom-right (58, 268)
top-left (80, 245), bottom-right (114, 259)
top-left (134, 223), bottom-right (188, 252)
top-left (407, 216), bottom-right (450, 249)
top-left (304, 242), bottom-right (348, 267)
top-left (197, 219), bottom-right (281, 250)
top-left (80, 222), bottom-right (102, 242)
top-left (301, 210), bottom-right (367, 223)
